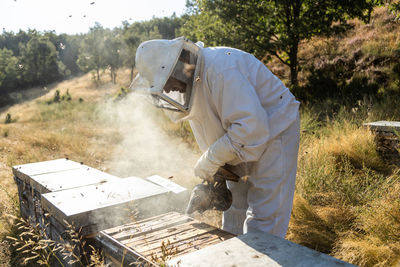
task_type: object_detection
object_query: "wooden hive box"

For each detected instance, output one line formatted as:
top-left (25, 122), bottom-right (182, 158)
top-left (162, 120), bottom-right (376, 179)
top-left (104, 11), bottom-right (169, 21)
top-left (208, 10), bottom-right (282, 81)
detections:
top-left (40, 176), bottom-right (187, 236)
top-left (364, 121), bottom-right (400, 165)
top-left (40, 177), bottom-right (188, 267)
top-left (12, 158), bottom-right (119, 225)
top-left (96, 211), bottom-right (235, 266)
top-left (12, 159), bottom-right (189, 267)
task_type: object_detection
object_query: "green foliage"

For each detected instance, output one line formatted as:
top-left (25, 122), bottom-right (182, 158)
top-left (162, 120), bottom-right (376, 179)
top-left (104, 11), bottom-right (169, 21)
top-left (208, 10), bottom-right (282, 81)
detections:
top-left (77, 23), bottom-right (107, 81)
top-left (112, 87), bottom-right (129, 102)
top-left (19, 36), bottom-right (63, 86)
top-left (0, 30), bottom-right (83, 94)
top-left (182, 0), bottom-right (373, 85)
top-left (0, 48), bottom-right (20, 90)
top-left (61, 89), bottom-right (72, 101)
top-left (46, 89), bottom-right (72, 104)
top-left (53, 89), bottom-right (61, 103)
top-left (103, 29), bottom-right (125, 84)
top-left (2, 128), bottom-right (9, 137)
top-left (292, 8), bottom-right (400, 104)
top-left (36, 98), bottom-right (98, 123)
top-left (4, 113), bottom-right (15, 124)
top-left (388, 0), bottom-right (400, 20)
top-left (45, 32), bottom-right (83, 76)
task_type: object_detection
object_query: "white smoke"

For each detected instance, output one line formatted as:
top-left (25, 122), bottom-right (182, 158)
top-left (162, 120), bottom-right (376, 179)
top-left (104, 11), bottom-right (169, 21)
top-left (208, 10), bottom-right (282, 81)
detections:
top-left (100, 93), bottom-right (201, 189)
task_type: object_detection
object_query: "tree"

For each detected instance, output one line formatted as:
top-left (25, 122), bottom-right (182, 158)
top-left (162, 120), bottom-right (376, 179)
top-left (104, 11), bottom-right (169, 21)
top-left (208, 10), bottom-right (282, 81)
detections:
top-left (58, 34), bottom-right (83, 76)
top-left (121, 20), bottom-right (162, 82)
top-left (45, 32), bottom-right (82, 76)
top-left (150, 14), bottom-right (184, 39)
top-left (183, 0), bottom-right (372, 86)
top-left (104, 29), bottom-right (124, 83)
top-left (121, 22), bottom-right (142, 82)
top-left (0, 48), bottom-right (20, 91)
top-left (19, 36), bottom-right (62, 86)
top-left (77, 23), bottom-right (106, 81)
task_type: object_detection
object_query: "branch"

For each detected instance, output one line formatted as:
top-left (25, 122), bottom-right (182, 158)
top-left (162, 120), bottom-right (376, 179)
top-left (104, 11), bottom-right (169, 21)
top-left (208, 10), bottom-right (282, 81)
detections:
top-left (269, 50), bottom-right (289, 66)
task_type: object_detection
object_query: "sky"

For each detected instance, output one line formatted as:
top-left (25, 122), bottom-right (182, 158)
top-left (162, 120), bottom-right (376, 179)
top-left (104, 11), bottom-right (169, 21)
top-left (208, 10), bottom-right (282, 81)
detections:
top-left (0, 0), bottom-right (187, 34)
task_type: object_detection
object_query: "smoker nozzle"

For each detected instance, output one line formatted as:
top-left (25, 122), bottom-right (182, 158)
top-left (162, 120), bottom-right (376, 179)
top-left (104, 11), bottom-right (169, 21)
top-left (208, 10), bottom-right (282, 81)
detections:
top-left (185, 181), bottom-right (233, 214)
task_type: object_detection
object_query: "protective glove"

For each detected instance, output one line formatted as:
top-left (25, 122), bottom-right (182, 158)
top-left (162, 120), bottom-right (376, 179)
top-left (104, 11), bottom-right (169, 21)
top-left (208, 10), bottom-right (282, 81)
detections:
top-left (194, 151), bottom-right (220, 182)
top-left (194, 134), bottom-right (237, 182)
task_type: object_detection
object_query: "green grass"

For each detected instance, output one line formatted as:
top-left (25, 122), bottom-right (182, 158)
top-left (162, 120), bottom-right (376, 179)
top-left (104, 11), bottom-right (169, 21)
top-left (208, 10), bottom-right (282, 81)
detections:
top-left (34, 100), bottom-right (99, 123)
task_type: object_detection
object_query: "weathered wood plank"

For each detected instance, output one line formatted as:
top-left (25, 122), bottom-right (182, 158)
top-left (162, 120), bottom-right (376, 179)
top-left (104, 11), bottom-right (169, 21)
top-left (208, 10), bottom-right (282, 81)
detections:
top-left (168, 230), bottom-right (355, 267)
top-left (141, 230), bottom-right (232, 258)
top-left (112, 215), bottom-right (190, 241)
top-left (121, 221), bottom-right (216, 248)
top-left (103, 211), bottom-right (183, 235)
top-left (106, 212), bottom-right (187, 236)
top-left (97, 212), bottom-right (235, 265)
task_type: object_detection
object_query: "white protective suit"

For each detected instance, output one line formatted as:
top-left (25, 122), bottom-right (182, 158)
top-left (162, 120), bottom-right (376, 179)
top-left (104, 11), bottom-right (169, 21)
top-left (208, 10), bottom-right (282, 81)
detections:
top-left (188, 46), bottom-right (300, 237)
top-left (132, 38), bottom-right (300, 238)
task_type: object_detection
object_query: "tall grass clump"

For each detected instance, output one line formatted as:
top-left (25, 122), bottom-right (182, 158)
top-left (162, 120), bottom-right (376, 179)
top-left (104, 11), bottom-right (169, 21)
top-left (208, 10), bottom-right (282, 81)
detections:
top-left (6, 215), bottom-right (105, 266)
top-left (297, 114), bottom-right (388, 205)
top-left (333, 172), bottom-right (400, 266)
top-left (290, 105), bottom-right (399, 261)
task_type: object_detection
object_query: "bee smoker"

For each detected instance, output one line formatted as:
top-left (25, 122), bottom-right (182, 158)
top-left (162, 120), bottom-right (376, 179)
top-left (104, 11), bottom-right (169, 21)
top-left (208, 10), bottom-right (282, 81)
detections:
top-left (185, 165), bottom-right (240, 214)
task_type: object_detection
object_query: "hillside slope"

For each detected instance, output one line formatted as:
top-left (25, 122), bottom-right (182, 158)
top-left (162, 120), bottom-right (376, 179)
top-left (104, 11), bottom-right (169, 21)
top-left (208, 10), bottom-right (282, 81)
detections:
top-left (0, 6), bottom-right (399, 266)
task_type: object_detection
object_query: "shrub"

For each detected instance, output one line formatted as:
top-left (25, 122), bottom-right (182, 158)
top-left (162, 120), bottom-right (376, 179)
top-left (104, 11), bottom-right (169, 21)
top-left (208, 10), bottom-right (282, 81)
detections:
top-left (53, 89), bottom-right (61, 103)
top-left (112, 87), bottom-right (128, 102)
top-left (4, 113), bottom-right (15, 124)
top-left (47, 89), bottom-right (72, 104)
top-left (61, 89), bottom-right (72, 101)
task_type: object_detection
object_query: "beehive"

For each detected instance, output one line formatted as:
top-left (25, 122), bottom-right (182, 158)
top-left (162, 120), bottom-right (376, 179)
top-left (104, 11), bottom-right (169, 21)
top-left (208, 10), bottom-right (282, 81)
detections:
top-left (97, 212), bottom-right (235, 266)
top-left (12, 159), bottom-right (188, 266)
top-left (12, 158), bottom-right (119, 226)
top-left (364, 121), bottom-right (400, 165)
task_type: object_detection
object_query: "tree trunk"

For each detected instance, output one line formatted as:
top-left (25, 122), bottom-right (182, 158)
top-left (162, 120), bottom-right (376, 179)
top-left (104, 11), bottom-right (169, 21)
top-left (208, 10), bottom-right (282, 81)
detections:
top-left (289, 45), bottom-right (299, 86)
top-left (367, 6), bottom-right (373, 24)
top-left (130, 66), bottom-right (134, 82)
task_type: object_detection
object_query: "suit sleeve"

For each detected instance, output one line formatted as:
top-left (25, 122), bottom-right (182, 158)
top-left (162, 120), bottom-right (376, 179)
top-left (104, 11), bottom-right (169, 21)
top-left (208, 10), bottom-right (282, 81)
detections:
top-left (207, 67), bottom-right (271, 163)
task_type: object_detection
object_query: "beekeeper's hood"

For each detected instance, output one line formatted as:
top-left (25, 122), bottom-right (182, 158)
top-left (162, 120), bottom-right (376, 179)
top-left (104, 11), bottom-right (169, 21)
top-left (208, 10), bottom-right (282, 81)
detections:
top-left (130, 37), bottom-right (203, 122)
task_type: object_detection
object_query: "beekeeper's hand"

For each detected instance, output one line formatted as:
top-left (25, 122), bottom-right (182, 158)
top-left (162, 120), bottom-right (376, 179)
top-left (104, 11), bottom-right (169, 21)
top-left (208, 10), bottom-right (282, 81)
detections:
top-left (194, 134), bottom-right (237, 182)
top-left (194, 151), bottom-right (220, 182)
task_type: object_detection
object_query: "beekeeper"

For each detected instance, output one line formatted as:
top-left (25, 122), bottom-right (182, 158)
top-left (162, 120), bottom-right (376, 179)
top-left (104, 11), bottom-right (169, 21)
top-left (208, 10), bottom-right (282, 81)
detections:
top-left (130, 37), bottom-right (300, 238)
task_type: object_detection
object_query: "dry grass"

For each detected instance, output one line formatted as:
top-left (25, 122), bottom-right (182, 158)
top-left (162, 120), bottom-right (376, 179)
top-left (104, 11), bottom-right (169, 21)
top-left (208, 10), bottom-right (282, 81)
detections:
top-left (1, 7), bottom-right (400, 265)
top-left (290, 103), bottom-right (400, 266)
top-left (0, 70), bottom-right (130, 265)
top-left (333, 178), bottom-right (400, 266)
top-left (0, 69), bottom-right (201, 265)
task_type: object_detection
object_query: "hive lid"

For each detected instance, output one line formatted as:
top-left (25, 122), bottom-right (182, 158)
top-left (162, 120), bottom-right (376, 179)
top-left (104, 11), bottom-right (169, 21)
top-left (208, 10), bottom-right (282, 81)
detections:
top-left (30, 166), bottom-right (119, 194)
top-left (41, 176), bottom-right (170, 229)
top-left (363, 121), bottom-right (400, 132)
top-left (145, 175), bottom-right (187, 194)
top-left (12, 158), bottom-right (83, 183)
top-left (13, 158), bottom-right (119, 194)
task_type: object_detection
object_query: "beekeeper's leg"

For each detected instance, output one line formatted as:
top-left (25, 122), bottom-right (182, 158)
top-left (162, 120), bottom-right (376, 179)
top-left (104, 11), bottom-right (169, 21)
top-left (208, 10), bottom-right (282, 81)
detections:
top-left (222, 178), bottom-right (249, 235)
top-left (244, 117), bottom-right (300, 238)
